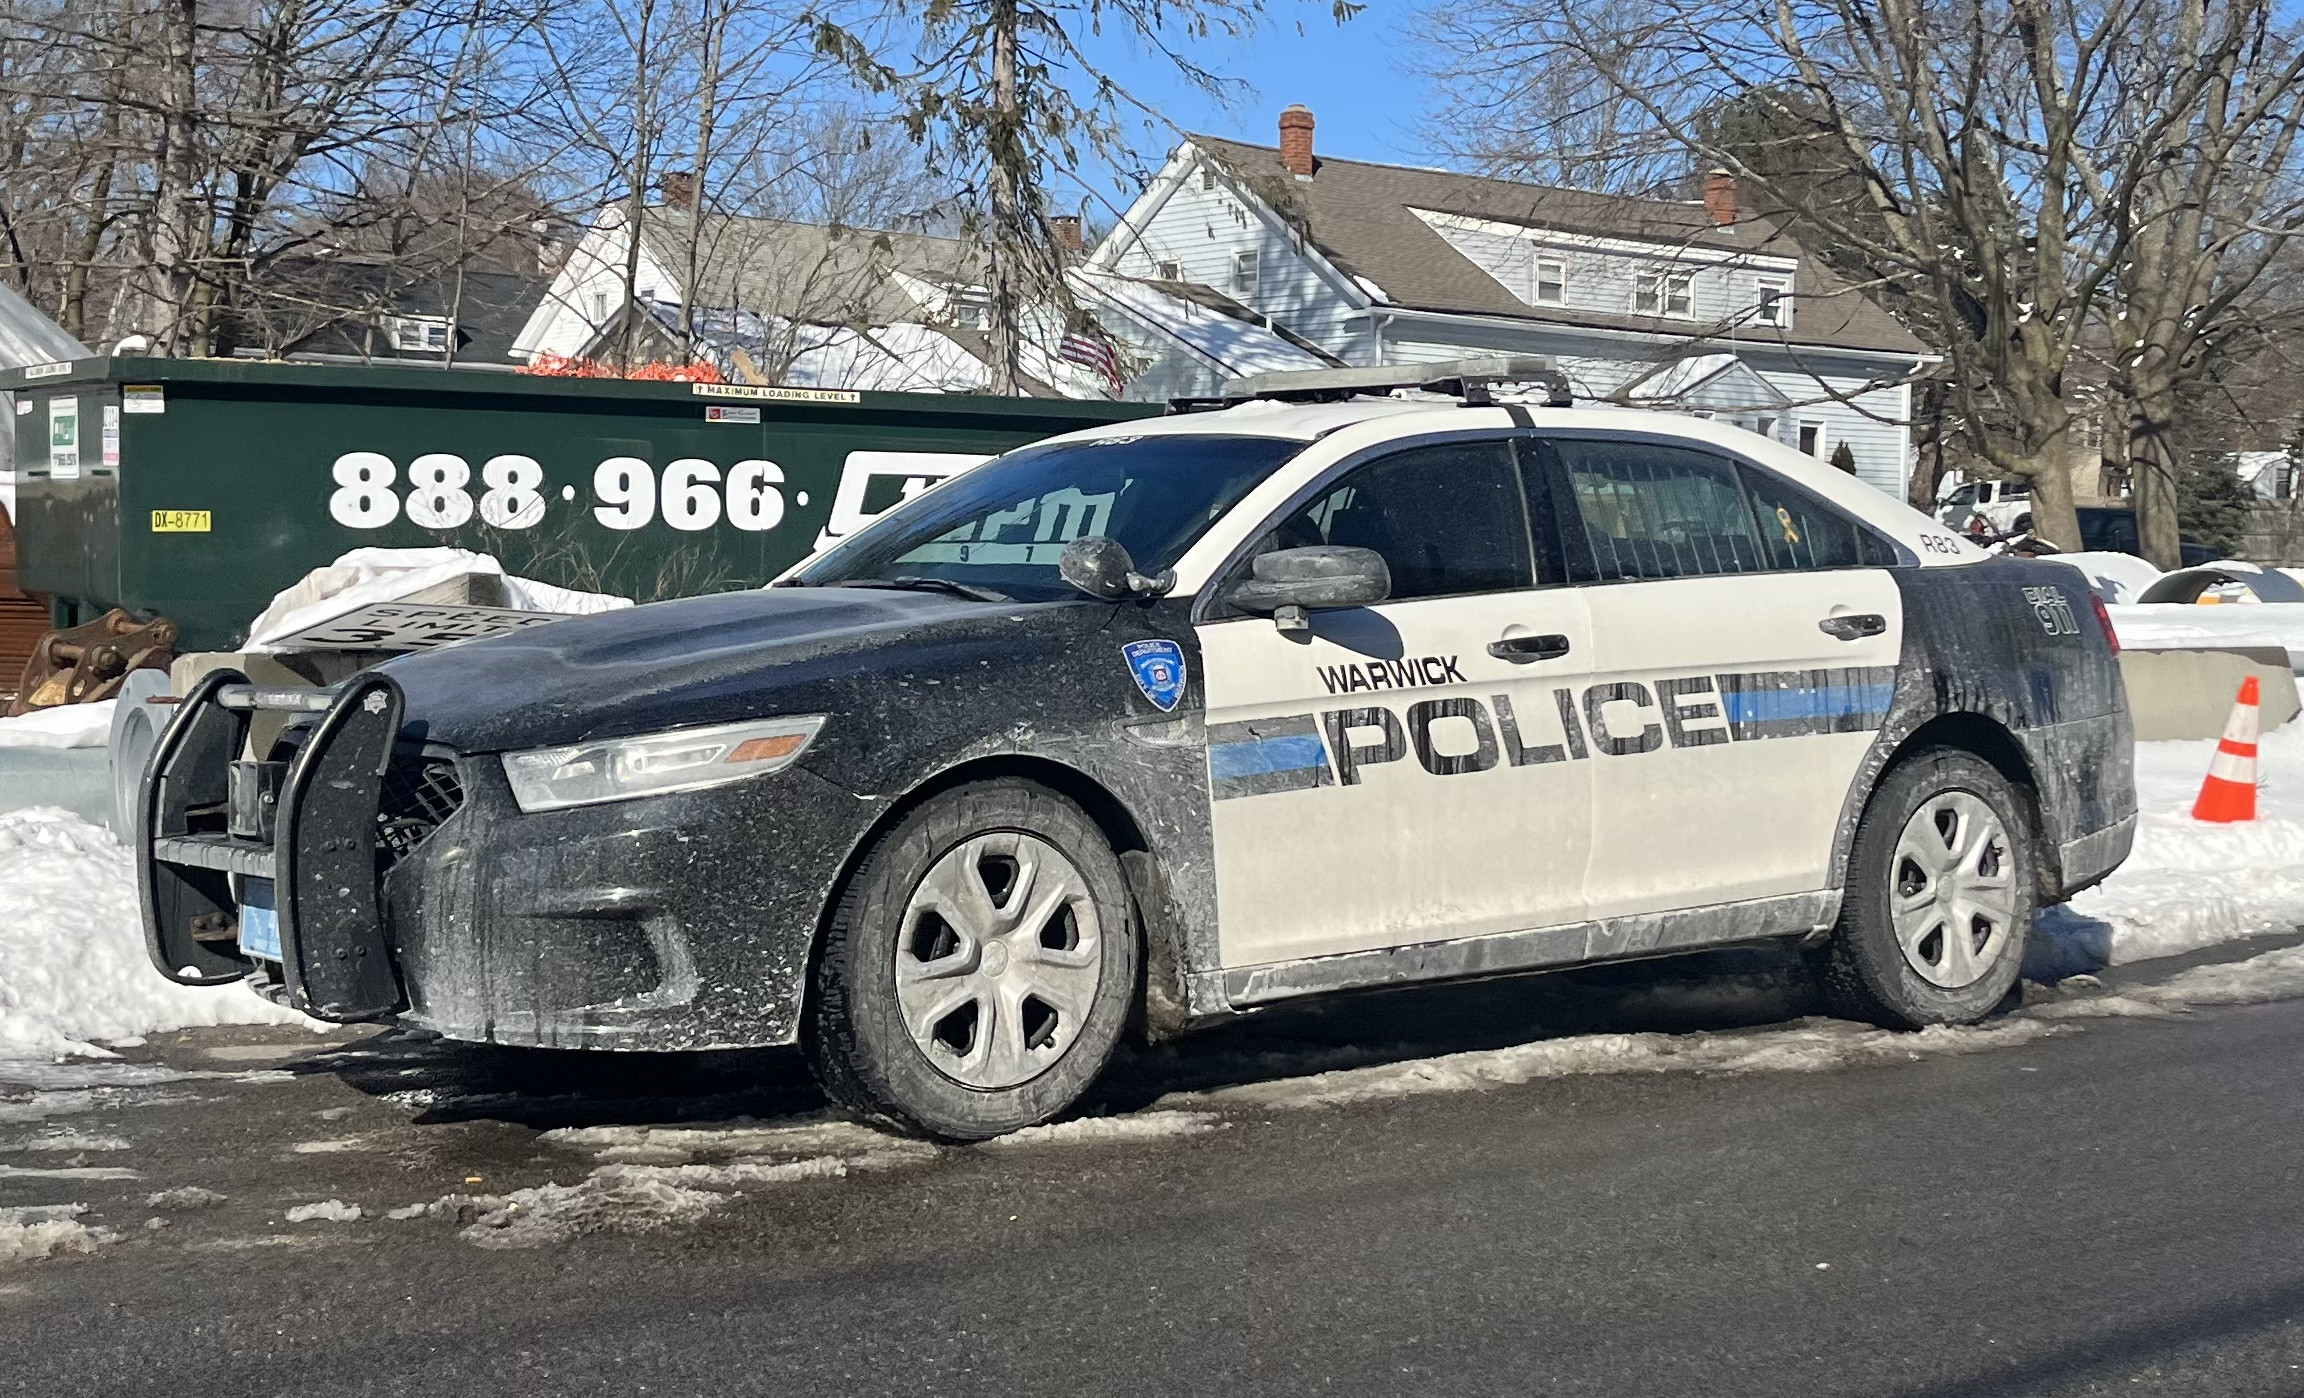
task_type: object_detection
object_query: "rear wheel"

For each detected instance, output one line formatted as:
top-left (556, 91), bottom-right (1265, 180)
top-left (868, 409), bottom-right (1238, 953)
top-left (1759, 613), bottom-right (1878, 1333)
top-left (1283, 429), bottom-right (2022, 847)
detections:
top-left (1816, 748), bottom-right (2034, 1028)
top-left (806, 779), bottom-right (1138, 1141)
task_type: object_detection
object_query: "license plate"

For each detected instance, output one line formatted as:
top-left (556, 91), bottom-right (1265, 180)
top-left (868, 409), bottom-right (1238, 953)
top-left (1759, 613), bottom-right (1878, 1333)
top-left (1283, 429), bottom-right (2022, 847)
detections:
top-left (239, 878), bottom-right (281, 961)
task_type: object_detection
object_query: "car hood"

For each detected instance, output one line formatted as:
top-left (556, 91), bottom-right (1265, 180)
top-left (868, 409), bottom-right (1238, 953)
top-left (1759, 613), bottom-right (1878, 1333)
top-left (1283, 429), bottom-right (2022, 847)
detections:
top-left (380, 585), bottom-right (1111, 753)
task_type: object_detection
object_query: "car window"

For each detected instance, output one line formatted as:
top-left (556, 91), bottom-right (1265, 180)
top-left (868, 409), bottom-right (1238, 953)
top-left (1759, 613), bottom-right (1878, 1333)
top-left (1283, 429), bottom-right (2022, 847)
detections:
top-left (1946, 484), bottom-right (1979, 506)
top-left (1552, 440), bottom-right (1766, 581)
top-left (1253, 440), bottom-right (1535, 601)
top-left (792, 434), bottom-right (1302, 602)
top-left (1740, 465), bottom-right (1897, 570)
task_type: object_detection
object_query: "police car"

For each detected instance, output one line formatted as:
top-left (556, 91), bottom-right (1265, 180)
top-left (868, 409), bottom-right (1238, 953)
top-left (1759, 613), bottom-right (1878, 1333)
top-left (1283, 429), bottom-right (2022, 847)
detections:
top-left (140, 358), bottom-right (2136, 1140)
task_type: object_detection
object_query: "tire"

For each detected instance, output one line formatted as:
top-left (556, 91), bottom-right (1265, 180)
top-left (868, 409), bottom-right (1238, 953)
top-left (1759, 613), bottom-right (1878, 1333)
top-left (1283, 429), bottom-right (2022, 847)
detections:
top-left (2013, 512), bottom-right (2034, 533)
top-left (806, 779), bottom-right (1139, 1141)
top-left (1815, 748), bottom-right (2035, 1029)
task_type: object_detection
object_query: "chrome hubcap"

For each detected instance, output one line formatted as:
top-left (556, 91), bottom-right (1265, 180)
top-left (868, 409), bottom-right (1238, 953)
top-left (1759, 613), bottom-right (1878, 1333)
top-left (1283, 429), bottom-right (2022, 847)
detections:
top-left (895, 832), bottom-right (1101, 1089)
top-left (1891, 791), bottom-right (2019, 989)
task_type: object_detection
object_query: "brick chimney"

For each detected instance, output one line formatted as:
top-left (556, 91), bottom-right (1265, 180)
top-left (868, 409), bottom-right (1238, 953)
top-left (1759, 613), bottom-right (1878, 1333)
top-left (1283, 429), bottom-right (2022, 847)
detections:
top-left (1279, 104), bottom-right (1316, 179)
top-left (1702, 169), bottom-right (1736, 226)
top-left (659, 169), bottom-right (698, 208)
top-left (1050, 214), bottom-right (1083, 255)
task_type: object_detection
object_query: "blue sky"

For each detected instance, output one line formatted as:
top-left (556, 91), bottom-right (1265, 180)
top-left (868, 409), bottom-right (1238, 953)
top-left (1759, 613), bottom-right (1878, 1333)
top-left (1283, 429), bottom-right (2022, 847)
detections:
top-left (1071, 2), bottom-right (1433, 192)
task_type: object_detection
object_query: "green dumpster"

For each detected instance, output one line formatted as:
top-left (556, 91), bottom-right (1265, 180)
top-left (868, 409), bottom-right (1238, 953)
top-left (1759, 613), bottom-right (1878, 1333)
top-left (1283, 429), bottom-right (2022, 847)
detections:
top-left (0, 358), bottom-right (1160, 651)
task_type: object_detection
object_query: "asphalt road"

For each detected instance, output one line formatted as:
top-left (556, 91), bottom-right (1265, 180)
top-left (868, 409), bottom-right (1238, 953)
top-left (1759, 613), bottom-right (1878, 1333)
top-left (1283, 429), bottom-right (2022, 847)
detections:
top-left (2, 946), bottom-right (2301, 1398)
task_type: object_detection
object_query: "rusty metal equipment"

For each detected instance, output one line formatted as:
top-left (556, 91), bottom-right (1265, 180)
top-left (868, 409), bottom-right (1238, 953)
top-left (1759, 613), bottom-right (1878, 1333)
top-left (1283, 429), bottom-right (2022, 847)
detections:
top-left (9, 608), bottom-right (178, 715)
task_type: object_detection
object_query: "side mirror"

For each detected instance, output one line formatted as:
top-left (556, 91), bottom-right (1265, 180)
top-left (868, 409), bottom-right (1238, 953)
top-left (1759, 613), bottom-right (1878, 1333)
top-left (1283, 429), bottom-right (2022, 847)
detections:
top-left (1226, 546), bottom-right (1391, 633)
top-left (1058, 536), bottom-right (1176, 602)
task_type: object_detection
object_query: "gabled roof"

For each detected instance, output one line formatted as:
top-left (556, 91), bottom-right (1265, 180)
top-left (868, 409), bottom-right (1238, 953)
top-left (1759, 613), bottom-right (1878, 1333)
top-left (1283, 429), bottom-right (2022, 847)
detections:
top-left (1624, 353), bottom-right (1791, 410)
top-left (1187, 135), bottom-right (1927, 357)
top-left (1071, 270), bottom-right (1339, 378)
top-left (634, 211), bottom-right (977, 326)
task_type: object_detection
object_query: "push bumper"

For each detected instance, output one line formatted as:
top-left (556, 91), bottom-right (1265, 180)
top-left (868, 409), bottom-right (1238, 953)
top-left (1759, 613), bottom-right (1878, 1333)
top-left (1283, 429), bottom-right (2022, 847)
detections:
top-left (140, 670), bottom-right (408, 1020)
top-left (140, 672), bottom-right (873, 1049)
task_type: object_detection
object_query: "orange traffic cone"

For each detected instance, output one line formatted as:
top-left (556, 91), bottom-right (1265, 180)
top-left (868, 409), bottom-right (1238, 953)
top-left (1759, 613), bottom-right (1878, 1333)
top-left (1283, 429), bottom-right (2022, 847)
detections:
top-left (2192, 675), bottom-right (2262, 822)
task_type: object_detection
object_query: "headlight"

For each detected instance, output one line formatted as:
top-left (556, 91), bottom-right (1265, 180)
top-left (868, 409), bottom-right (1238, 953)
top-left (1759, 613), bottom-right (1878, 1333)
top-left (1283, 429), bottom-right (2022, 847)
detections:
top-left (500, 715), bottom-right (826, 813)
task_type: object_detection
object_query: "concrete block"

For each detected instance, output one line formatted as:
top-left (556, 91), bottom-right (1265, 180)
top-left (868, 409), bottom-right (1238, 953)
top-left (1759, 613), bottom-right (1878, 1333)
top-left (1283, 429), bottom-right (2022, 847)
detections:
top-left (2116, 645), bottom-right (2301, 741)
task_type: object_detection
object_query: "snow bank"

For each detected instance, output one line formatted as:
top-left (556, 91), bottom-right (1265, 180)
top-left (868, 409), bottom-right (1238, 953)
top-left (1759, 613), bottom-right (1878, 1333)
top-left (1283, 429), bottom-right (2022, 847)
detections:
top-left (0, 702), bottom-right (114, 751)
top-left (2107, 602), bottom-right (2304, 671)
top-left (2032, 727), bottom-right (2304, 975)
top-left (0, 808), bottom-right (312, 1057)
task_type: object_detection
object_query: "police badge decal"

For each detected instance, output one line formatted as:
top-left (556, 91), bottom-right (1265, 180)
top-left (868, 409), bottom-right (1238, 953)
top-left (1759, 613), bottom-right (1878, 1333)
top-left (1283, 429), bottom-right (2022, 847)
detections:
top-left (1121, 639), bottom-right (1188, 713)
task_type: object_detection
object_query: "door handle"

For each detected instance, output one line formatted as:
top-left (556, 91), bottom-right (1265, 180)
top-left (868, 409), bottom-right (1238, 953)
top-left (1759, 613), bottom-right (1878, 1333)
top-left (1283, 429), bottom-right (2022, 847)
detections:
top-left (1488, 633), bottom-right (1573, 662)
top-left (1819, 613), bottom-right (1887, 641)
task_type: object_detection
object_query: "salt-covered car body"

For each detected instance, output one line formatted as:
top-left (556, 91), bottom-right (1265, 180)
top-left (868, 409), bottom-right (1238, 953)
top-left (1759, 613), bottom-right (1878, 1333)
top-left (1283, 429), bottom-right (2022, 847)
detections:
top-left (140, 373), bottom-right (2136, 1063)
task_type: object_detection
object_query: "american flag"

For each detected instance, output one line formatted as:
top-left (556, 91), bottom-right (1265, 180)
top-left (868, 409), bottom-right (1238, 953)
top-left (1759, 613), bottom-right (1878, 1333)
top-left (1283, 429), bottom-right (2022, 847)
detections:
top-left (1059, 331), bottom-right (1124, 393)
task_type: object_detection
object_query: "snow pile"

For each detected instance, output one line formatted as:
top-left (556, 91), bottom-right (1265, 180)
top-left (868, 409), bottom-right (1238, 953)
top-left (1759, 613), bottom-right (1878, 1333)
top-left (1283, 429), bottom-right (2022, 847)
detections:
top-left (5, 1130), bottom-right (127, 1152)
top-left (0, 1205), bottom-right (112, 1265)
top-left (283, 1200), bottom-right (363, 1224)
top-left (2056, 551), bottom-right (2166, 605)
top-left (2033, 727), bottom-right (2304, 974)
top-left (2107, 602), bottom-right (2304, 671)
top-left (0, 808), bottom-right (312, 1057)
top-left (542, 1115), bottom-right (904, 1165)
top-left (144, 1186), bottom-right (225, 1210)
top-left (400, 1148), bottom-right (929, 1250)
top-left (977, 1110), bottom-right (1221, 1149)
top-left (1165, 1017), bottom-right (2064, 1114)
top-left (0, 702), bottom-right (115, 751)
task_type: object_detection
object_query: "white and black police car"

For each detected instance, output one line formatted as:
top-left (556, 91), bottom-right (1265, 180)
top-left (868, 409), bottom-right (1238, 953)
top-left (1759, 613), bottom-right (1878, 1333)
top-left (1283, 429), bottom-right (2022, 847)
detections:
top-left (141, 358), bottom-right (2136, 1140)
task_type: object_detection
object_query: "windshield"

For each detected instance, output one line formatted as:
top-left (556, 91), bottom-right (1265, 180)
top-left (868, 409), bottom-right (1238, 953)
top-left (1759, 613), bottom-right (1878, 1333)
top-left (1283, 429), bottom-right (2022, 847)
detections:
top-left (791, 434), bottom-right (1305, 601)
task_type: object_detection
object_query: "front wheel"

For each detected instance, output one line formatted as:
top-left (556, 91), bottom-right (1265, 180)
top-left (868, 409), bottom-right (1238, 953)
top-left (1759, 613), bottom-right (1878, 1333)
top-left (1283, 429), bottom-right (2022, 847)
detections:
top-left (1815, 748), bottom-right (2034, 1028)
top-left (806, 779), bottom-right (1139, 1141)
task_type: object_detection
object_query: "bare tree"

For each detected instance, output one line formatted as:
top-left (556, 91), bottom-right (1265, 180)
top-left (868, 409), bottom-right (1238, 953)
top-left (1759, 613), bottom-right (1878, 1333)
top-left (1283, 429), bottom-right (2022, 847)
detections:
top-left (1421, 0), bottom-right (2304, 560)
top-left (811, 0), bottom-right (1360, 394)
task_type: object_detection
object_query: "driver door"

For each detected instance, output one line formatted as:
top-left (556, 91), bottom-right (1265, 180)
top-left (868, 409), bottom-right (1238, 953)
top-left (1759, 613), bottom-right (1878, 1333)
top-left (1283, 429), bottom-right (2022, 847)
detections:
top-left (1196, 437), bottom-right (1597, 972)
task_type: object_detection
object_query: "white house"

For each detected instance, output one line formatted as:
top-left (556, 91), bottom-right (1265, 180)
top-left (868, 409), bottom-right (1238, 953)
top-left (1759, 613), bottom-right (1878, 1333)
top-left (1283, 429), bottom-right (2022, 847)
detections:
top-left (509, 201), bottom-right (1331, 398)
top-left (1086, 107), bottom-right (1935, 497)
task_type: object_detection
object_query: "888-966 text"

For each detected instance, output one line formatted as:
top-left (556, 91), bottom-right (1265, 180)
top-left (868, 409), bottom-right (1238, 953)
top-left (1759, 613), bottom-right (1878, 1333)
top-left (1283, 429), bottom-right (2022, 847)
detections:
top-left (327, 452), bottom-right (806, 533)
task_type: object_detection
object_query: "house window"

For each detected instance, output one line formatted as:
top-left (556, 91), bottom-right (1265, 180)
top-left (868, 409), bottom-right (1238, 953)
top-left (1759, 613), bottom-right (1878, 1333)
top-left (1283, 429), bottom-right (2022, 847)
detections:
top-left (1754, 276), bottom-right (1791, 326)
top-left (1634, 269), bottom-right (1695, 318)
top-left (1231, 247), bottom-right (1260, 300)
top-left (1155, 259), bottom-right (1183, 282)
top-left (589, 291), bottom-right (609, 323)
top-left (1533, 258), bottom-right (1567, 306)
top-left (390, 316), bottom-right (453, 353)
top-left (945, 288), bottom-right (991, 331)
top-left (1200, 165), bottom-right (1219, 193)
top-left (1797, 421), bottom-right (1825, 457)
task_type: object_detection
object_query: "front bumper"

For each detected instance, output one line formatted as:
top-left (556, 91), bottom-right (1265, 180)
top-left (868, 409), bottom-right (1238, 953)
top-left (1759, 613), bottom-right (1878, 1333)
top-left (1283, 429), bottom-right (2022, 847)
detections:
top-left (140, 672), bottom-right (876, 1051)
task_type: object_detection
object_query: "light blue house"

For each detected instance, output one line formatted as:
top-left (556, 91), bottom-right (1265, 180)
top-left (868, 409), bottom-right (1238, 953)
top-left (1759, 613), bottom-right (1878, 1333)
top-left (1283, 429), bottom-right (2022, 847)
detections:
top-left (1085, 107), bottom-right (1934, 498)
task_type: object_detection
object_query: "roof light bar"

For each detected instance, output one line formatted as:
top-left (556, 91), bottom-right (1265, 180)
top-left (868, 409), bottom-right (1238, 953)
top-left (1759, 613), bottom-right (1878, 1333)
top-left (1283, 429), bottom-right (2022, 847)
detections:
top-left (1190, 355), bottom-right (1573, 411)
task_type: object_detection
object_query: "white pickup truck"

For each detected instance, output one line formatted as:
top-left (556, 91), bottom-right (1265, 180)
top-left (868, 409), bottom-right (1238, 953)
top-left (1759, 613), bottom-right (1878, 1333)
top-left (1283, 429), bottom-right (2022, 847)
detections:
top-left (1936, 477), bottom-right (2033, 537)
